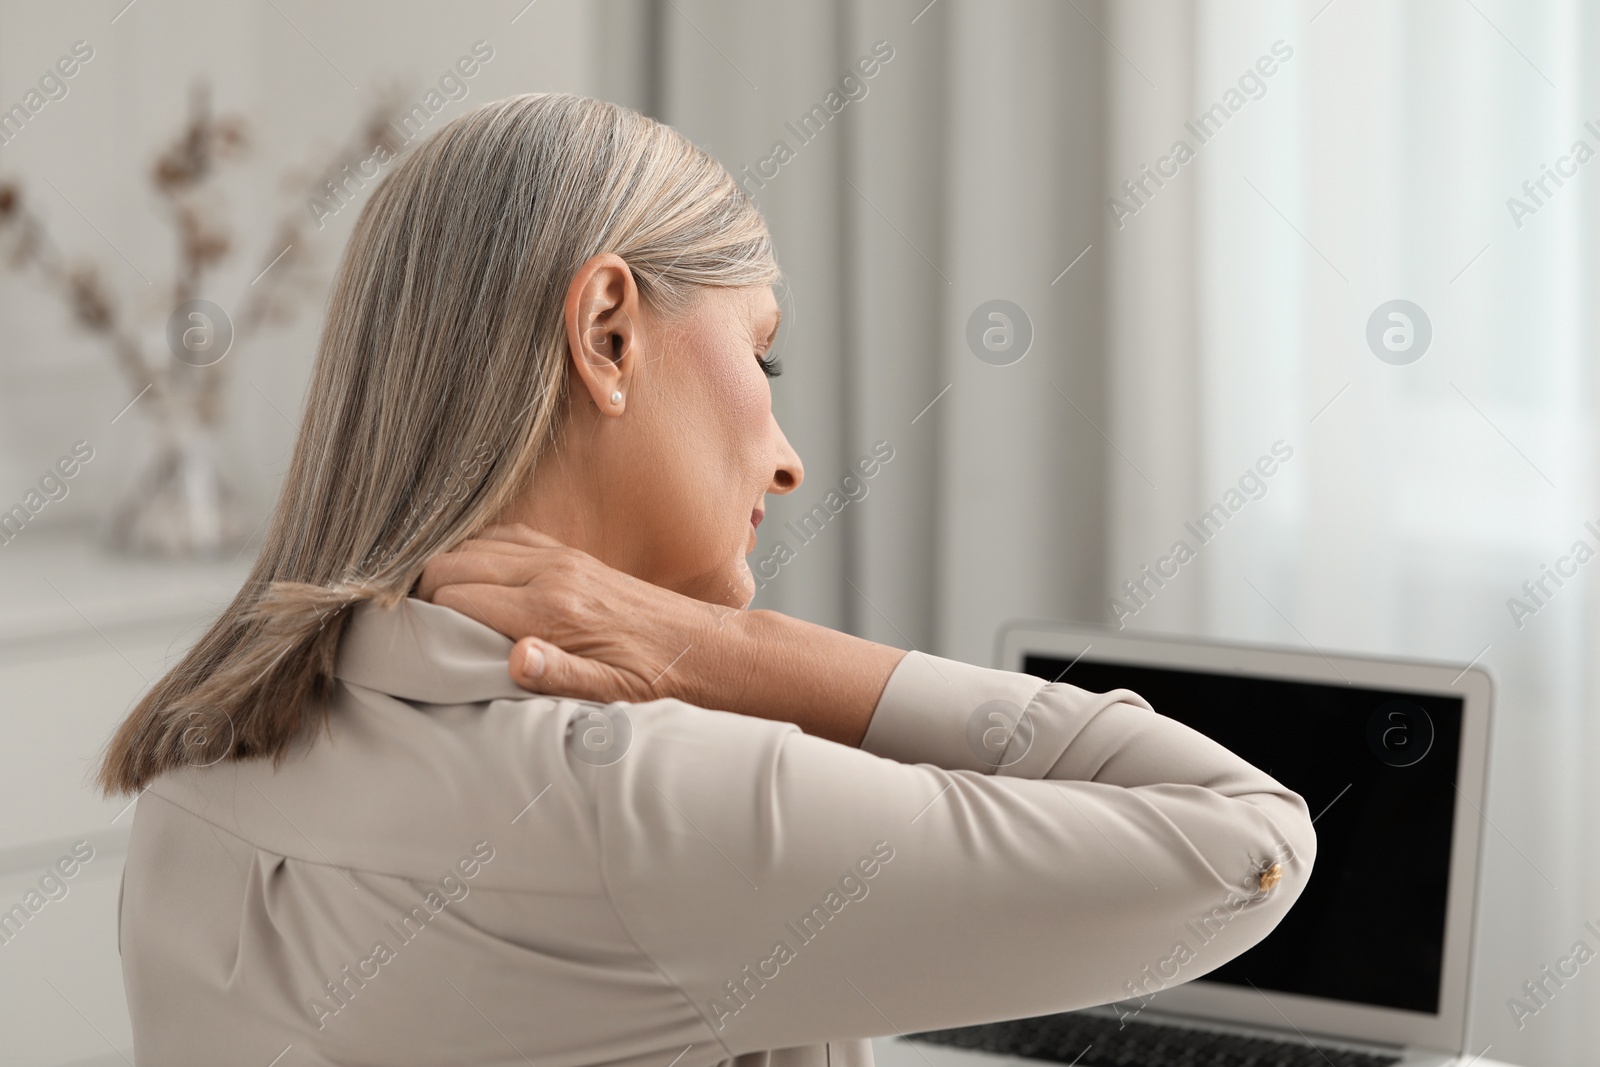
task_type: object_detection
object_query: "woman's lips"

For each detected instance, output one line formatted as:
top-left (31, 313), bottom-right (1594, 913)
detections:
top-left (752, 509), bottom-right (764, 530)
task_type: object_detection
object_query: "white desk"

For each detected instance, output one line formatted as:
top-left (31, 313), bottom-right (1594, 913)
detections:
top-left (0, 526), bottom-right (253, 1066)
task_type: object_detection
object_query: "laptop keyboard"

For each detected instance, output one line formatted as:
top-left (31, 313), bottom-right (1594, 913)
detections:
top-left (905, 1010), bottom-right (1403, 1067)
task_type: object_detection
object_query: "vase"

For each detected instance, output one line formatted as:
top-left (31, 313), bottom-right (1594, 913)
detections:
top-left (107, 412), bottom-right (252, 558)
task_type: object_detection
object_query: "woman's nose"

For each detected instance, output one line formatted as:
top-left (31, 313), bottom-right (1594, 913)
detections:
top-left (769, 416), bottom-right (803, 494)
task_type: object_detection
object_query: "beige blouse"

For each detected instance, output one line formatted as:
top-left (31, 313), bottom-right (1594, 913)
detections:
top-left (119, 596), bottom-right (1316, 1066)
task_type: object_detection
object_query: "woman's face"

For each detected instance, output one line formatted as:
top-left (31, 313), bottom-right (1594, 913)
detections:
top-left (503, 259), bottom-right (804, 610)
top-left (612, 283), bottom-right (804, 607)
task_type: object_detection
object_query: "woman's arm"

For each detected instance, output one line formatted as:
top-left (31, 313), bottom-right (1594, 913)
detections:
top-left (416, 525), bottom-right (906, 745)
top-left (689, 608), bottom-right (907, 747)
top-left (545, 652), bottom-right (1316, 1056)
top-left (419, 526), bottom-right (1317, 1054)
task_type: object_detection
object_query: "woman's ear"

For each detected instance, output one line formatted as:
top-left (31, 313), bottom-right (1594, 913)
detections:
top-left (564, 252), bottom-right (640, 415)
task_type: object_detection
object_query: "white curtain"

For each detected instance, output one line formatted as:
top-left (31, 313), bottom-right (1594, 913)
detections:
top-left (621, 0), bottom-right (1111, 666)
top-left (1107, 2), bottom-right (1599, 1065)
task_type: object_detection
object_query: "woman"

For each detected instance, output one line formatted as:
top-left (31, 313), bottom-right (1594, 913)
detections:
top-left (98, 93), bottom-right (1315, 1067)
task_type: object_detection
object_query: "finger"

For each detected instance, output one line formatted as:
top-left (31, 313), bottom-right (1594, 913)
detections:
top-left (430, 582), bottom-right (548, 638)
top-left (416, 535), bottom-right (568, 598)
top-left (508, 636), bottom-right (640, 703)
top-left (416, 550), bottom-right (541, 601)
top-left (445, 537), bottom-right (553, 558)
top-left (470, 524), bottom-right (567, 549)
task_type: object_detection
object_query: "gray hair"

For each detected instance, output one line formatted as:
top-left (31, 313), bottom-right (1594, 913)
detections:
top-left (98, 92), bottom-right (780, 794)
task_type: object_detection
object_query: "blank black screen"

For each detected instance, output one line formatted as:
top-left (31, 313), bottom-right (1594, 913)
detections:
top-left (1021, 654), bottom-right (1464, 1016)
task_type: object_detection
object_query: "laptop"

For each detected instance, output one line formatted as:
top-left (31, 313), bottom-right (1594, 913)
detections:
top-left (883, 621), bottom-right (1509, 1067)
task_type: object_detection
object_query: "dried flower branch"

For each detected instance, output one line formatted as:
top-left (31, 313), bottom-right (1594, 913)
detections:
top-left (0, 181), bottom-right (160, 397)
top-left (0, 78), bottom-right (412, 431)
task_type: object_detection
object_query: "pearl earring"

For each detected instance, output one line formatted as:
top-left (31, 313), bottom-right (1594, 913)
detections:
top-left (610, 390), bottom-right (623, 405)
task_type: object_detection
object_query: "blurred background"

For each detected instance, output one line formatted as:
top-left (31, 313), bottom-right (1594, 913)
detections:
top-left (0, 1), bottom-right (1596, 1064)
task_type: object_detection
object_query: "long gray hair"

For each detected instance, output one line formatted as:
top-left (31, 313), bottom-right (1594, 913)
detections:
top-left (97, 92), bottom-right (781, 795)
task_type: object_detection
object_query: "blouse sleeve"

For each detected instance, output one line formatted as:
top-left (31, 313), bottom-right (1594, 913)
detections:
top-left (587, 649), bottom-right (1317, 1060)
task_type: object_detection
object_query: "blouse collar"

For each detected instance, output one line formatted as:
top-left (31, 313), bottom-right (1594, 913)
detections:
top-left (334, 595), bottom-right (532, 704)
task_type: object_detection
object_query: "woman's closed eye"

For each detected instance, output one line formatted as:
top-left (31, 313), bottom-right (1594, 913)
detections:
top-left (757, 350), bottom-right (783, 378)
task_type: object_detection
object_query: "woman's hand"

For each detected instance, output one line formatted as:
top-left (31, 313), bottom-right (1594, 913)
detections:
top-left (416, 524), bottom-right (906, 746)
top-left (415, 525), bottom-right (740, 709)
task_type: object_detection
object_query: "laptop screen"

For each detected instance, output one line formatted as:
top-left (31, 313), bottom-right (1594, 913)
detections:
top-left (1021, 654), bottom-right (1465, 1017)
